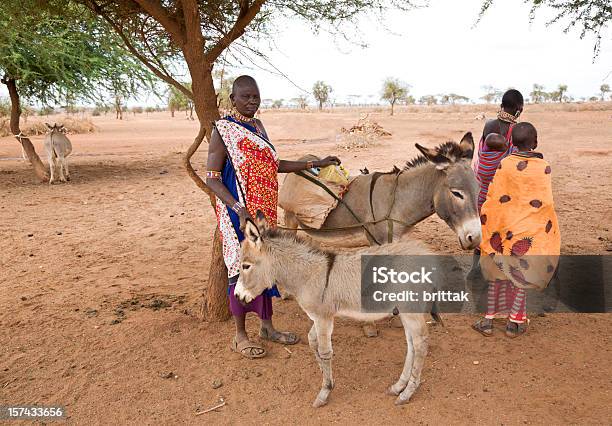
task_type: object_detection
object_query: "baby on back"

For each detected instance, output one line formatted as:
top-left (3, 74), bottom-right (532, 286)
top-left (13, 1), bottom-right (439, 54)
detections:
top-left (484, 132), bottom-right (508, 152)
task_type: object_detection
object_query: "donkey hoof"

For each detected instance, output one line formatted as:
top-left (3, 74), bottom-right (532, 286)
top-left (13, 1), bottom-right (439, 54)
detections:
top-left (394, 396), bottom-right (410, 406)
top-left (312, 397), bottom-right (328, 408)
top-left (386, 386), bottom-right (401, 396)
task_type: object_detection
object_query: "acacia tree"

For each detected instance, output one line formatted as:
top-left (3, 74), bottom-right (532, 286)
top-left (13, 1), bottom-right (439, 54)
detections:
top-left (381, 77), bottom-right (409, 115)
top-left (557, 84), bottom-right (568, 103)
top-left (62, 0), bottom-right (421, 321)
top-left (313, 81), bottom-right (333, 111)
top-left (600, 84), bottom-right (610, 101)
top-left (530, 84), bottom-right (546, 104)
top-left (0, 0), bottom-right (154, 181)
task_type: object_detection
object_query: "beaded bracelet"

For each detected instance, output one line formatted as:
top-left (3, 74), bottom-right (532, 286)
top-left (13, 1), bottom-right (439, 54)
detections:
top-left (206, 170), bottom-right (221, 179)
top-left (231, 201), bottom-right (243, 213)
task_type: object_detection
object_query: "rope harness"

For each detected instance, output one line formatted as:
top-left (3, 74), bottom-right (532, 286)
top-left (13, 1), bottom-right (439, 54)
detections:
top-left (277, 169), bottom-right (413, 246)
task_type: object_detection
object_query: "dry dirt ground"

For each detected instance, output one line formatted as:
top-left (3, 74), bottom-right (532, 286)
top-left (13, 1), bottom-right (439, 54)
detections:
top-left (1, 106), bottom-right (611, 424)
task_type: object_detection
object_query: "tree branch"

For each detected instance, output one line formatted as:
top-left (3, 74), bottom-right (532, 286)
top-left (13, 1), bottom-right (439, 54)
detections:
top-left (86, 0), bottom-right (193, 99)
top-left (131, 0), bottom-right (186, 45)
top-left (205, 0), bottom-right (267, 63)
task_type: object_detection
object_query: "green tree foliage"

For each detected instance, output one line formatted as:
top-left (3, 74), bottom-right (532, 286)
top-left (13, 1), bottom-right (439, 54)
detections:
top-left (480, 85), bottom-right (502, 104)
top-left (600, 84), bottom-right (610, 101)
top-left (313, 81), bottom-right (333, 110)
top-left (293, 95), bottom-right (309, 109)
top-left (479, 1), bottom-right (611, 57)
top-left (168, 85), bottom-right (189, 118)
top-left (440, 93), bottom-right (470, 105)
top-left (530, 84), bottom-right (546, 104)
top-left (381, 77), bottom-right (409, 115)
top-left (214, 70), bottom-right (235, 111)
top-left (419, 95), bottom-right (438, 105)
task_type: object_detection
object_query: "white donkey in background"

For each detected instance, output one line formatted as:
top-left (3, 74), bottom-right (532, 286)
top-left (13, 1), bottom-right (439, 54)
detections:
top-left (44, 123), bottom-right (72, 184)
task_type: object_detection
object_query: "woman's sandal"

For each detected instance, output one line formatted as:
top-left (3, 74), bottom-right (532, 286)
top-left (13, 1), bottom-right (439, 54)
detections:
top-left (259, 328), bottom-right (300, 345)
top-left (505, 321), bottom-right (528, 338)
top-left (231, 337), bottom-right (266, 359)
top-left (472, 318), bottom-right (494, 337)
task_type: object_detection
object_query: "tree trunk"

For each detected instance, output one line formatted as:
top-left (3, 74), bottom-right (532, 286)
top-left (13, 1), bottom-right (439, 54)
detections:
top-left (183, 52), bottom-right (230, 322)
top-left (390, 101), bottom-right (395, 116)
top-left (3, 78), bottom-right (49, 182)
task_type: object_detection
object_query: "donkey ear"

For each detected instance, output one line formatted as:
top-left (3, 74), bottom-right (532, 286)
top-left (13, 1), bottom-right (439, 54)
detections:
top-left (254, 209), bottom-right (268, 231)
top-left (415, 143), bottom-right (450, 170)
top-left (45, 123), bottom-right (52, 129)
top-left (459, 132), bottom-right (474, 159)
top-left (244, 218), bottom-right (261, 244)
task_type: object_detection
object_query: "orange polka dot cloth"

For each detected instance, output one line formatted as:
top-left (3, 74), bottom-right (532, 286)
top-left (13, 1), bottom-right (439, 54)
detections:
top-left (479, 152), bottom-right (561, 290)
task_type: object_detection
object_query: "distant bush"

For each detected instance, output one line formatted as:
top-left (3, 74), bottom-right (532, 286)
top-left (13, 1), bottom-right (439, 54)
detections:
top-left (132, 106), bottom-right (144, 114)
top-left (92, 109), bottom-right (102, 116)
top-left (38, 106), bottom-right (55, 116)
top-left (0, 97), bottom-right (10, 117)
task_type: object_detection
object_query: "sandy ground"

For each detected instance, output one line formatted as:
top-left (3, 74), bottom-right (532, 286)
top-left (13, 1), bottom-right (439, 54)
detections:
top-left (1, 106), bottom-right (611, 424)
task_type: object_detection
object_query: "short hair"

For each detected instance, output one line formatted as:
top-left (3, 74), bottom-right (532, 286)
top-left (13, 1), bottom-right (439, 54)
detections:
top-left (512, 122), bottom-right (537, 148)
top-left (501, 89), bottom-right (524, 111)
top-left (232, 75), bottom-right (257, 93)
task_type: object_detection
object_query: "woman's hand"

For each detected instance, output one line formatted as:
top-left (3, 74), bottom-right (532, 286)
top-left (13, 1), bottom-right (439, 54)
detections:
top-left (237, 207), bottom-right (253, 231)
top-left (315, 156), bottom-right (341, 168)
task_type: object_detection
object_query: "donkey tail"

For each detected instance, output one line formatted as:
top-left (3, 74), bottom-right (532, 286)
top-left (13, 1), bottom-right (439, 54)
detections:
top-left (430, 301), bottom-right (445, 327)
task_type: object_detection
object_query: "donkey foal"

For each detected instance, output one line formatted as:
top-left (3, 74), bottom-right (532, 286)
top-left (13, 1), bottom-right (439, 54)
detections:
top-left (234, 212), bottom-right (431, 407)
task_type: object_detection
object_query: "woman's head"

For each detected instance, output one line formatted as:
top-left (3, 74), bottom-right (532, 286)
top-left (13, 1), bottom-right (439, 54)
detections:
top-left (501, 89), bottom-right (524, 117)
top-left (230, 75), bottom-right (260, 118)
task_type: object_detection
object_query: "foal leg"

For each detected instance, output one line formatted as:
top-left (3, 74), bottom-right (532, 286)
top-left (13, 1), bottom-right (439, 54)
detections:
top-left (311, 316), bottom-right (334, 408)
top-left (387, 313), bottom-right (415, 397)
top-left (396, 315), bottom-right (428, 405)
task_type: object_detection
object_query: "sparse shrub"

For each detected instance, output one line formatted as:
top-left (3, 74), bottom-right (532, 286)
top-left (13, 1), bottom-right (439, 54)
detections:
top-left (0, 97), bottom-right (11, 117)
top-left (92, 109), bottom-right (102, 116)
top-left (38, 106), bottom-right (55, 116)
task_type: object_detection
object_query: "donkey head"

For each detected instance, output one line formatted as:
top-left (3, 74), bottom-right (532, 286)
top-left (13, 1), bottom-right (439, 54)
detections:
top-left (45, 123), bottom-right (66, 134)
top-left (415, 132), bottom-right (481, 250)
top-left (234, 211), bottom-right (276, 304)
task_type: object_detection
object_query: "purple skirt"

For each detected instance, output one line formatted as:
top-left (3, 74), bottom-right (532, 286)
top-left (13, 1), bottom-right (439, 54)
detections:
top-left (228, 282), bottom-right (273, 320)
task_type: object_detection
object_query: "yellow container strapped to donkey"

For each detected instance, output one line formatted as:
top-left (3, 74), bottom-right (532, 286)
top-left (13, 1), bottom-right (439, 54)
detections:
top-left (278, 155), bottom-right (352, 229)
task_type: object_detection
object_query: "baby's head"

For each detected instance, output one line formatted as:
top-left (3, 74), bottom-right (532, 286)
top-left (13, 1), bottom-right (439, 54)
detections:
top-left (485, 132), bottom-right (507, 152)
top-left (512, 122), bottom-right (538, 151)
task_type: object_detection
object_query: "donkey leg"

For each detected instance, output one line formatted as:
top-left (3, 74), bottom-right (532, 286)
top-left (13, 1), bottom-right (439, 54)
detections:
top-left (57, 155), bottom-right (67, 182)
top-left (48, 154), bottom-right (56, 184)
top-left (312, 316), bottom-right (334, 408)
top-left (63, 157), bottom-right (70, 181)
top-left (387, 313), bottom-right (415, 396)
top-left (396, 315), bottom-right (428, 405)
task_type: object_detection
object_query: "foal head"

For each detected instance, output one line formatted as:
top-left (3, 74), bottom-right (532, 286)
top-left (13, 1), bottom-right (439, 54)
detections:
top-left (234, 212), bottom-right (278, 304)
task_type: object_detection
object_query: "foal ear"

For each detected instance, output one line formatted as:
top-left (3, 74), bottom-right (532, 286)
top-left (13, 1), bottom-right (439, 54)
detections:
top-left (254, 209), bottom-right (268, 231)
top-left (415, 143), bottom-right (450, 170)
top-left (459, 132), bottom-right (474, 159)
top-left (244, 218), bottom-right (262, 244)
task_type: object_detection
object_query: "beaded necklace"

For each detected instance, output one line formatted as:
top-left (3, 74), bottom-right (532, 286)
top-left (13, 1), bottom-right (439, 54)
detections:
top-left (497, 110), bottom-right (519, 124)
